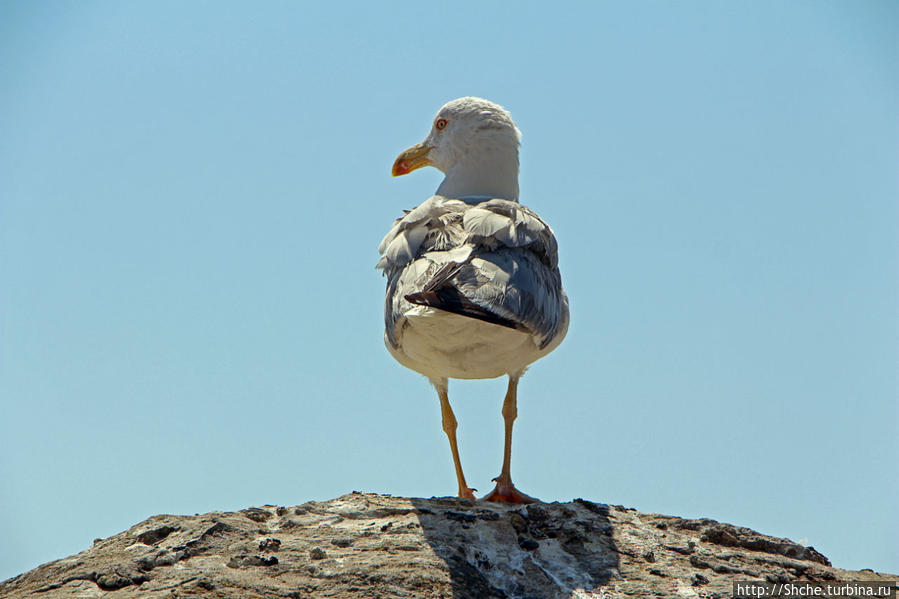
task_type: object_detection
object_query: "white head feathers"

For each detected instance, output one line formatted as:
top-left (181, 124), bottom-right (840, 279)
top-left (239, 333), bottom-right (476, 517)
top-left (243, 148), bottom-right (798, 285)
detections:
top-left (394, 97), bottom-right (522, 202)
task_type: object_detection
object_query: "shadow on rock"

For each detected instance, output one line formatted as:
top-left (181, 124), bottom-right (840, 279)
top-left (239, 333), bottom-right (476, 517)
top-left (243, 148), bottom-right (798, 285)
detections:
top-left (410, 496), bottom-right (619, 599)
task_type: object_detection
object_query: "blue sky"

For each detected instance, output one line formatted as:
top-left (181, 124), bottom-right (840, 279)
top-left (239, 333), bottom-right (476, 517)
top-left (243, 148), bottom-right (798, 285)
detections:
top-left (1, 0), bottom-right (896, 580)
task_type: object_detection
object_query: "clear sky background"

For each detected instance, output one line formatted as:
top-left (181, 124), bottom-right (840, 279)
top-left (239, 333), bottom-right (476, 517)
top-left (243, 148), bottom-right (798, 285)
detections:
top-left (1, 0), bottom-right (896, 581)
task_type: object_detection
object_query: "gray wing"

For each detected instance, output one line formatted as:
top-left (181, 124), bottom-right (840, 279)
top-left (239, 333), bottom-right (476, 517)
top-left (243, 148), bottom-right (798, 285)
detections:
top-left (378, 196), bottom-right (568, 349)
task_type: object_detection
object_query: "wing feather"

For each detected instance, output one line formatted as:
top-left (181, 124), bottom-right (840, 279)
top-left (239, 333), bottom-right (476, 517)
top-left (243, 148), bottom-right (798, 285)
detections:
top-left (379, 196), bottom-right (567, 348)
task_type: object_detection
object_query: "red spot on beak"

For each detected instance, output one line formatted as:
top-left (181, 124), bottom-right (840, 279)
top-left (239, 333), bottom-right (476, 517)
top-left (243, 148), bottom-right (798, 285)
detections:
top-left (391, 142), bottom-right (431, 177)
top-left (392, 159), bottom-right (410, 177)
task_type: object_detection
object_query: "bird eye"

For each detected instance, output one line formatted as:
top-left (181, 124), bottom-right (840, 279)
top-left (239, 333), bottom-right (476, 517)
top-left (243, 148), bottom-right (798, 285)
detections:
top-left (435, 118), bottom-right (447, 130)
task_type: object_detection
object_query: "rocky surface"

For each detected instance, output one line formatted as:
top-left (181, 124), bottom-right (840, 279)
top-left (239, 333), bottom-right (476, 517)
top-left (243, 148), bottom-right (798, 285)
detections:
top-left (2, 492), bottom-right (894, 598)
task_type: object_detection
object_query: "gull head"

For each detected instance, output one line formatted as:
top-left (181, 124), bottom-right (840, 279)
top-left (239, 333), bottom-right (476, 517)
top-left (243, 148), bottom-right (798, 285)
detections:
top-left (392, 97), bottom-right (521, 202)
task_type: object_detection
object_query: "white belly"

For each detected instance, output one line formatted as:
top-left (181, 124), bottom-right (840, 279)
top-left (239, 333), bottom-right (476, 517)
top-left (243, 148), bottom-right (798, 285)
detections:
top-left (386, 307), bottom-right (565, 380)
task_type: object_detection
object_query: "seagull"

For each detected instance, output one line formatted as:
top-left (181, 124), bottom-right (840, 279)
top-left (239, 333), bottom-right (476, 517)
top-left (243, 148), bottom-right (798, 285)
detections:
top-left (378, 97), bottom-right (569, 503)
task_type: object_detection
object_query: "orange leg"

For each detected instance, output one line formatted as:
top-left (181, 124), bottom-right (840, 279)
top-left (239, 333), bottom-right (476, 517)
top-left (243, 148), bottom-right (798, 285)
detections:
top-left (483, 374), bottom-right (538, 504)
top-left (434, 378), bottom-right (476, 500)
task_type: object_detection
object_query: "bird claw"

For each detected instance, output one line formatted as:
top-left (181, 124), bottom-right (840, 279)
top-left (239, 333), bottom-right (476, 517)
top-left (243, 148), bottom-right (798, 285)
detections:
top-left (482, 477), bottom-right (538, 504)
top-left (458, 487), bottom-right (477, 500)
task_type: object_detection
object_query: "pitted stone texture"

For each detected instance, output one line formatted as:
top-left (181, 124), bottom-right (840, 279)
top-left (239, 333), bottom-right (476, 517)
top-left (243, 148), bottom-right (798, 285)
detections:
top-left (1, 493), bottom-right (894, 598)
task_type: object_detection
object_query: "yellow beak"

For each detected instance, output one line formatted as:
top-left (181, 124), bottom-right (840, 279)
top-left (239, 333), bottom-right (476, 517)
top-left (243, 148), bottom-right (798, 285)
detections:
top-left (392, 142), bottom-right (432, 177)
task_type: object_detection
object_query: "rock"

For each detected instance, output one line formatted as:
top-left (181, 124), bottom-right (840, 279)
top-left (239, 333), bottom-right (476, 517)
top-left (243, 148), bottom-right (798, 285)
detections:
top-left (258, 537), bottom-right (282, 552)
top-left (227, 554), bottom-right (278, 568)
top-left (1, 492), bottom-right (894, 598)
top-left (135, 525), bottom-right (179, 546)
